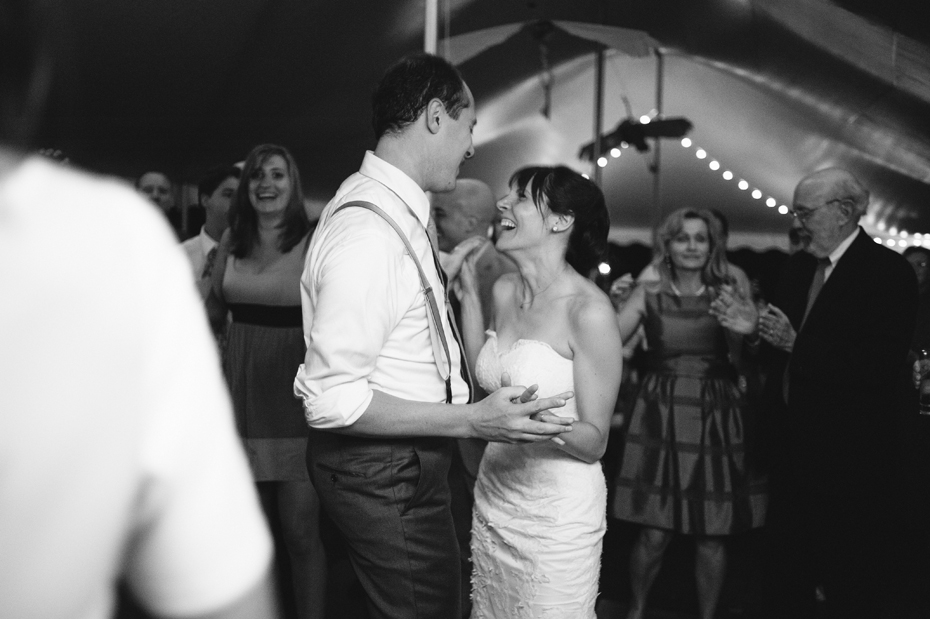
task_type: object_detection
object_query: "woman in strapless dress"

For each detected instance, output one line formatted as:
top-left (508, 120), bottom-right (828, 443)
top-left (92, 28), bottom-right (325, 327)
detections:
top-left (208, 144), bottom-right (326, 618)
top-left (455, 166), bottom-right (622, 618)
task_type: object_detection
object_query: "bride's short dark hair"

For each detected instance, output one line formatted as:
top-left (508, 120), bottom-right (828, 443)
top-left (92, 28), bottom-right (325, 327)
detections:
top-left (508, 165), bottom-right (609, 275)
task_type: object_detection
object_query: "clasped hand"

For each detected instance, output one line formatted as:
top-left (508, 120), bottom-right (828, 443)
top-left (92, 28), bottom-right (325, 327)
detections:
top-left (758, 304), bottom-right (796, 352)
top-left (472, 371), bottom-right (574, 444)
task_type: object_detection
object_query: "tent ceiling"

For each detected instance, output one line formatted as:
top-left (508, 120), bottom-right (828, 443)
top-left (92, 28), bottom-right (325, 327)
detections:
top-left (32, 0), bottom-right (930, 247)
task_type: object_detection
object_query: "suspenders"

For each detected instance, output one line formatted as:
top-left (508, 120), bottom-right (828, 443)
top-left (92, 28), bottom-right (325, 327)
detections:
top-left (332, 200), bottom-right (464, 403)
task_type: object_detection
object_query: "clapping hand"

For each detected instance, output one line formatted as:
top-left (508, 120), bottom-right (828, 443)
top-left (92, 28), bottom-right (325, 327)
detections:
top-left (913, 358), bottom-right (930, 390)
top-left (709, 284), bottom-right (759, 335)
top-left (608, 274), bottom-right (635, 310)
top-left (441, 236), bottom-right (487, 280)
top-left (451, 248), bottom-right (480, 302)
top-left (758, 304), bottom-right (796, 352)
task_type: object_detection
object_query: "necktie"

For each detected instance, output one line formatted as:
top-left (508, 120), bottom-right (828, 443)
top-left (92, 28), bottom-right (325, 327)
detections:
top-left (427, 240), bottom-right (475, 403)
top-left (784, 256), bottom-right (831, 402)
top-left (801, 257), bottom-right (831, 328)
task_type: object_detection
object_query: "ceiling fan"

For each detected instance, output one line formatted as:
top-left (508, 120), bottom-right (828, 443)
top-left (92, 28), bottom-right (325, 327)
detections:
top-left (578, 96), bottom-right (693, 160)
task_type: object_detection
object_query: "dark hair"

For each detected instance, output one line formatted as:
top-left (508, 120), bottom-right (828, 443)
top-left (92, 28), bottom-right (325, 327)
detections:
top-left (371, 53), bottom-right (470, 139)
top-left (903, 246), bottom-right (930, 261)
top-left (198, 165), bottom-right (240, 202)
top-left (508, 165), bottom-right (609, 275)
top-left (229, 144), bottom-right (310, 258)
top-left (653, 207), bottom-right (730, 287)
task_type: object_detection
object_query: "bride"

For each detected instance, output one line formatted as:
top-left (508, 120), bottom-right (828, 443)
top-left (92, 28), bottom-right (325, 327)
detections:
top-left (455, 165), bottom-right (622, 618)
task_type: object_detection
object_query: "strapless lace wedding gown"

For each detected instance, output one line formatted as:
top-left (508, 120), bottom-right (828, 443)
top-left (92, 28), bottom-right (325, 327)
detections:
top-left (470, 331), bottom-right (606, 619)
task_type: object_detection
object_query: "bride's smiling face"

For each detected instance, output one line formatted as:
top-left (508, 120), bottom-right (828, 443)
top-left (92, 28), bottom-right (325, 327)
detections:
top-left (494, 181), bottom-right (550, 252)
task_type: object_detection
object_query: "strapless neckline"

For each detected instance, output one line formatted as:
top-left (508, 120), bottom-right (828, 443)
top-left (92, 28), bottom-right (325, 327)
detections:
top-left (487, 330), bottom-right (572, 363)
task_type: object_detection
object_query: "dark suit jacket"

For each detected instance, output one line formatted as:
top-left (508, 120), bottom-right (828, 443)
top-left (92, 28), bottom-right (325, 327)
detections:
top-left (766, 228), bottom-right (918, 496)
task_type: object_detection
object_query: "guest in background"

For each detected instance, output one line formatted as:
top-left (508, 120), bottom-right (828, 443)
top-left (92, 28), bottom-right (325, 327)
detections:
top-left (182, 164), bottom-right (240, 300)
top-left (136, 170), bottom-right (185, 239)
top-left (208, 144), bottom-right (325, 619)
top-left (903, 245), bottom-right (930, 355)
top-left (756, 168), bottom-right (917, 618)
top-left (612, 207), bottom-right (767, 619)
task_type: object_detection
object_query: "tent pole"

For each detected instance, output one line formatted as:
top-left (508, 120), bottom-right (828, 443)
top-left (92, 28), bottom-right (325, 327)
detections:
top-left (592, 47), bottom-right (605, 187)
top-left (652, 49), bottom-right (664, 229)
top-left (424, 0), bottom-right (438, 53)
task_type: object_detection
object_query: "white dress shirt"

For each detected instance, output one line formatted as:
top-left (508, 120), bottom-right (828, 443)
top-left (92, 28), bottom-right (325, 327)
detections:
top-left (823, 227), bottom-right (861, 282)
top-left (0, 157), bottom-right (271, 619)
top-left (180, 226), bottom-right (218, 281)
top-left (294, 151), bottom-right (469, 429)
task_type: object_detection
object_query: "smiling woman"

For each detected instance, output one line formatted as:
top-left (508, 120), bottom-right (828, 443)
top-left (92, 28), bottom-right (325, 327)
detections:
top-left (207, 143), bottom-right (327, 618)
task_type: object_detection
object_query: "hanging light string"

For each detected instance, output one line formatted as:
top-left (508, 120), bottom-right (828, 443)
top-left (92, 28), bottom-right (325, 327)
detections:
top-left (595, 136), bottom-right (929, 250)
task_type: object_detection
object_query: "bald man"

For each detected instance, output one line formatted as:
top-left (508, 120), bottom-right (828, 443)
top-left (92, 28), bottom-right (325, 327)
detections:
top-left (758, 168), bottom-right (918, 619)
top-left (432, 178), bottom-right (517, 342)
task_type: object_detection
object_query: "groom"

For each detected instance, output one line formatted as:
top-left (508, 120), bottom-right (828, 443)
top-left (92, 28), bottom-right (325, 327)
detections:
top-left (293, 53), bottom-right (574, 618)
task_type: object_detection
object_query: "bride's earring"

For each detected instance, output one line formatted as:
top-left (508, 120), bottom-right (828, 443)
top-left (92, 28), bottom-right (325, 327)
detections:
top-left (551, 225), bottom-right (559, 232)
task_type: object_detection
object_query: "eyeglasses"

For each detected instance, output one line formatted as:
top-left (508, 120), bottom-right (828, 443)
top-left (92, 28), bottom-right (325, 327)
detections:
top-left (788, 198), bottom-right (846, 222)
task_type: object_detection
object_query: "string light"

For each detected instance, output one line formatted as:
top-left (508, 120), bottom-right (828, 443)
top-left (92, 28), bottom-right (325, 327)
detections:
top-left (751, 189), bottom-right (762, 199)
top-left (681, 138), bottom-right (692, 147)
top-left (738, 180), bottom-right (749, 190)
top-left (610, 148), bottom-right (621, 158)
top-left (778, 205), bottom-right (789, 215)
top-left (709, 160), bottom-right (720, 170)
top-left (722, 170), bottom-right (733, 180)
top-left (766, 197), bottom-right (776, 207)
top-left (597, 157), bottom-right (607, 168)
top-left (695, 149), bottom-right (707, 159)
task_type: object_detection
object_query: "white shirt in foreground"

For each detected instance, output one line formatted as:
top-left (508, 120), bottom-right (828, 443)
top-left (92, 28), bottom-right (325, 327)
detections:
top-left (294, 151), bottom-right (468, 429)
top-left (0, 157), bottom-right (272, 619)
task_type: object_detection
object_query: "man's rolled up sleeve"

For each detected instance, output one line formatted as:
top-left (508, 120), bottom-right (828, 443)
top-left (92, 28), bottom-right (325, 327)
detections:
top-left (295, 224), bottom-right (404, 428)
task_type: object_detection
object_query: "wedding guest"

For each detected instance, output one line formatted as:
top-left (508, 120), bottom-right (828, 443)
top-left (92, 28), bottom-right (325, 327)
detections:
top-left (208, 144), bottom-right (326, 619)
top-left (612, 207), bottom-right (767, 619)
top-left (137, 170), bottom-right (184, 239)
top-left (182, 164), bottom-right (239, 299)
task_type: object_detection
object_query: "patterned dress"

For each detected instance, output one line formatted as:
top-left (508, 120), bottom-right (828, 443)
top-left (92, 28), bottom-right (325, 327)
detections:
top-left (612, 285), bottom-right (767, 534)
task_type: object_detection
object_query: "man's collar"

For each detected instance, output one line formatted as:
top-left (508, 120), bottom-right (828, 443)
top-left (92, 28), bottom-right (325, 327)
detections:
top-left (827, 226), bottom-right (860, 266)
top-left (358, 151), bottom-right (431, 227)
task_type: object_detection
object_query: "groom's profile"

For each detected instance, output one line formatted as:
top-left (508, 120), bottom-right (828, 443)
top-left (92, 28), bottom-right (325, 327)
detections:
top-left (294, 53), bottom-right (574, 617)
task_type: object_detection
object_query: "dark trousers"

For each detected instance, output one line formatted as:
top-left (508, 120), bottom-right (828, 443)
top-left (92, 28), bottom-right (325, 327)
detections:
top-left (761, 474), bottom-right (887, 619)
top-left (307, 430), bottom-right (460, 619)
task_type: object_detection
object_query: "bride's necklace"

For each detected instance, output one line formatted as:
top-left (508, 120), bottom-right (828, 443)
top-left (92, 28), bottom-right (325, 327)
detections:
top-left (669, 280), bottom-right (706, 297)
top-left (520, 266), bottom-right (567, 309)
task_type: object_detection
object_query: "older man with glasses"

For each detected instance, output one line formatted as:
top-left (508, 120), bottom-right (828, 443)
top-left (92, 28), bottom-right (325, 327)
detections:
top-left (751, 168), bottom-right (919, 618)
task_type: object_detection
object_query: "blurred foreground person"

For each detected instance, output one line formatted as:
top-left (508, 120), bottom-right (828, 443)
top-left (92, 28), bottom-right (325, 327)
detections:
top-left (0, 153), bottom-right (277, 619)
top-left (208, 144), bottom-right (325, 619)
top-left (757, 168), bottom-right (918, 618)
top-left (612, 208), bottom-right (767, 619)
top-left (0, 3), bottom-right (276, 618)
